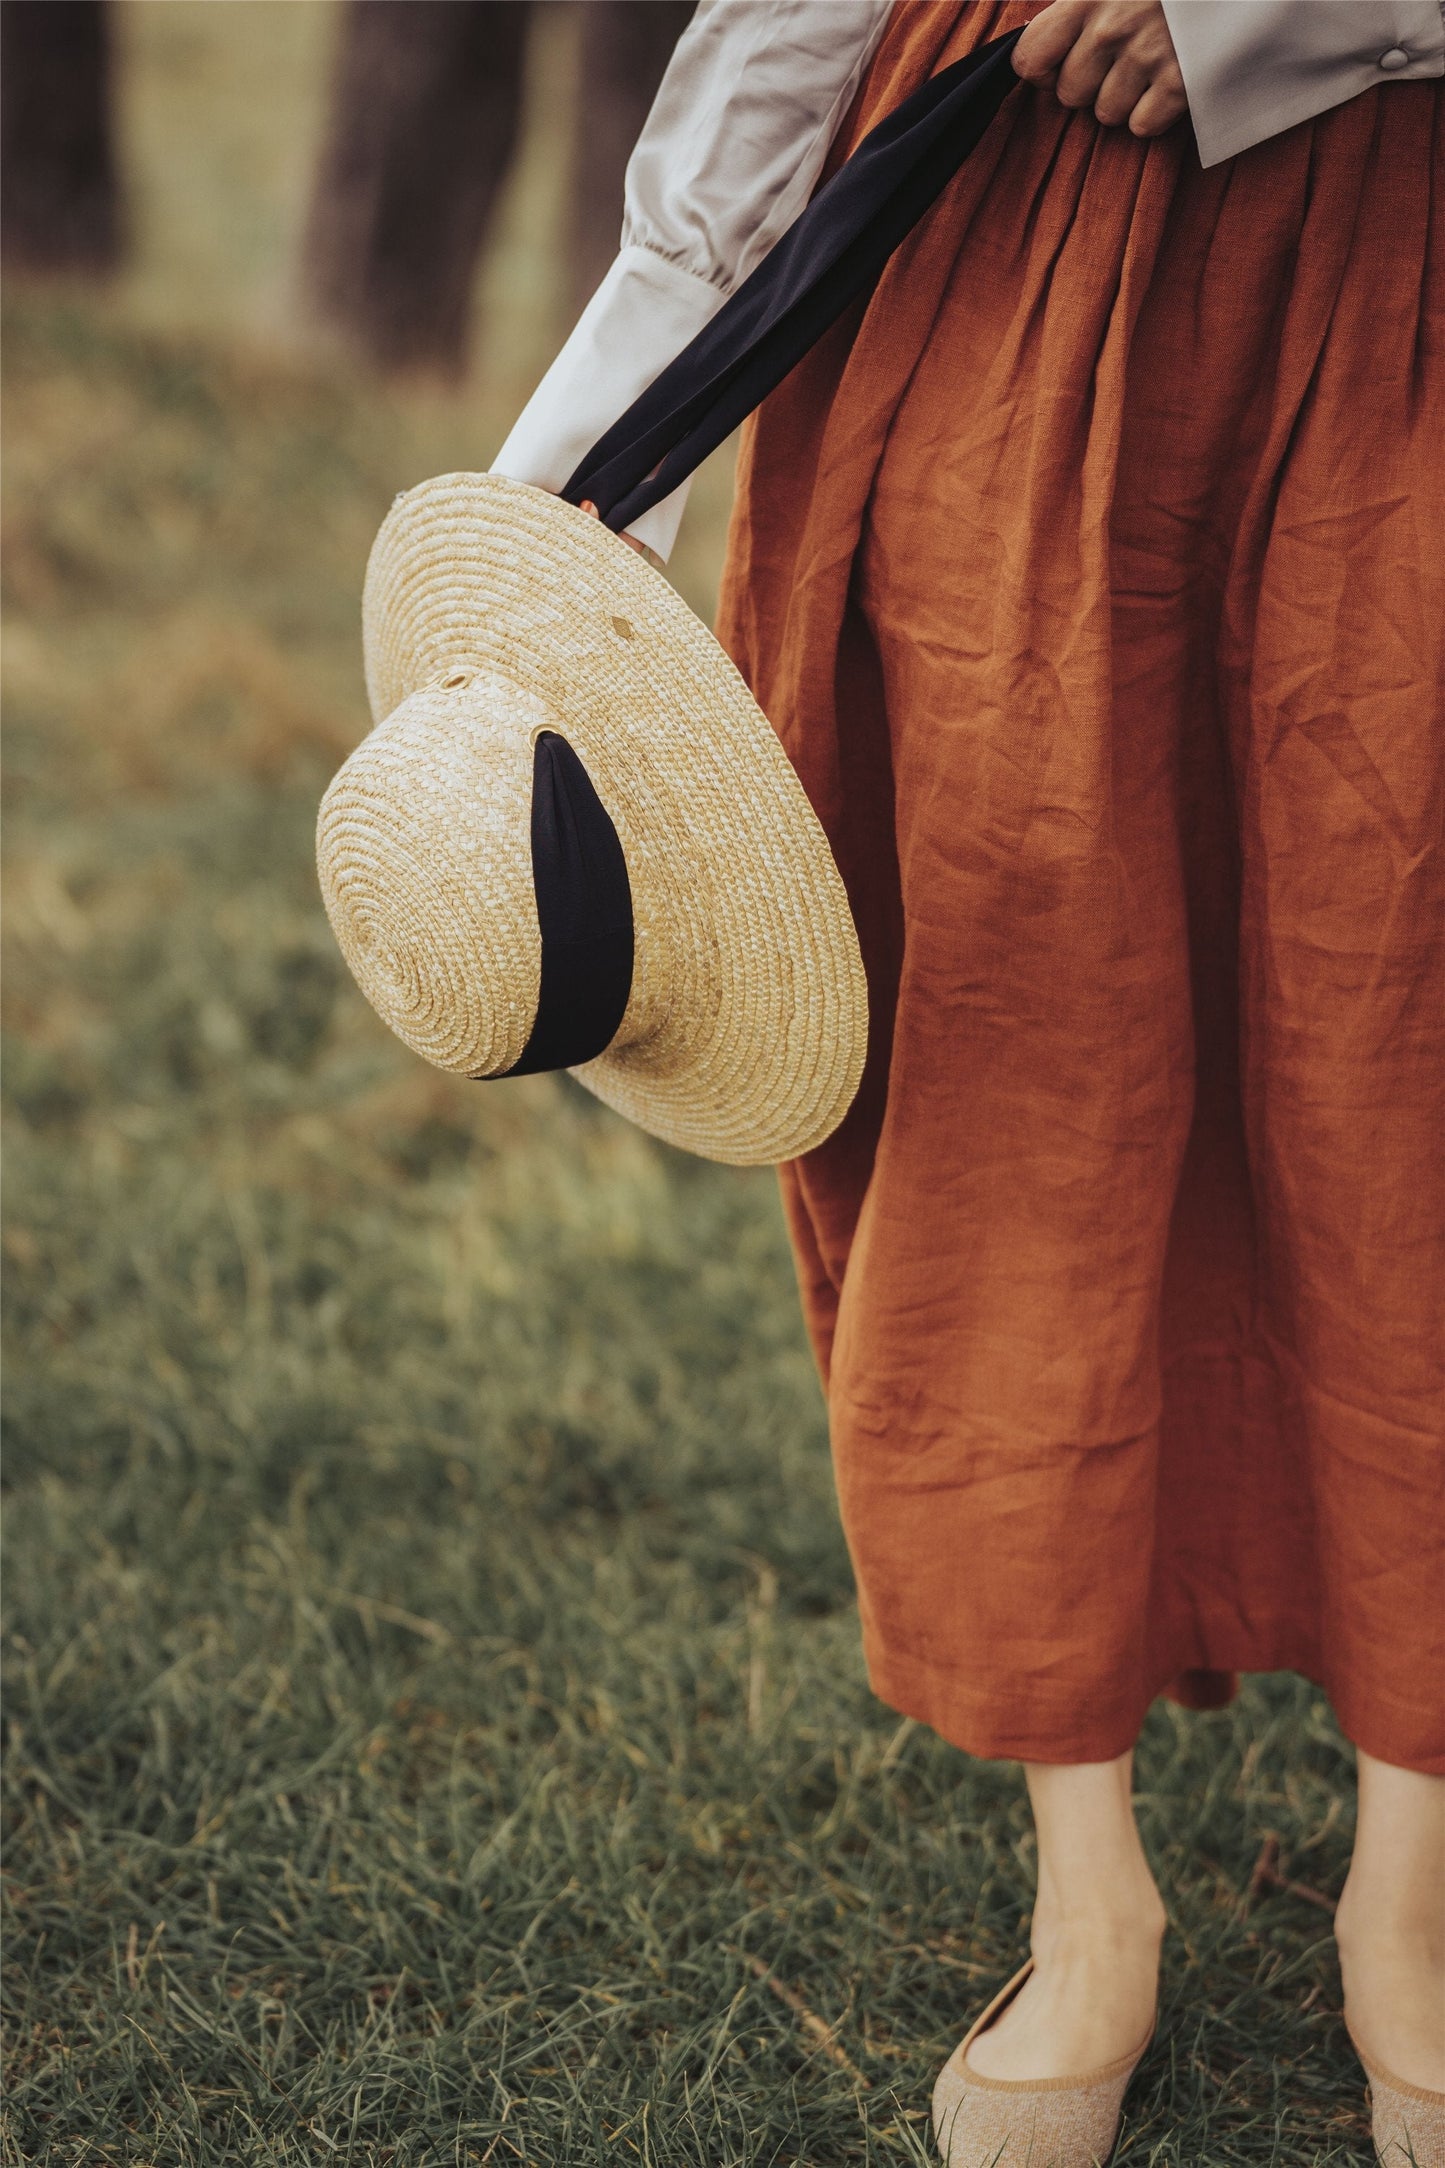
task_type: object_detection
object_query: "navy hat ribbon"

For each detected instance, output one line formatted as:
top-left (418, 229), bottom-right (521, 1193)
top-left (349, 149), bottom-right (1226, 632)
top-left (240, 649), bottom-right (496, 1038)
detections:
top-left (500, 732), bottom-right (634, 1077)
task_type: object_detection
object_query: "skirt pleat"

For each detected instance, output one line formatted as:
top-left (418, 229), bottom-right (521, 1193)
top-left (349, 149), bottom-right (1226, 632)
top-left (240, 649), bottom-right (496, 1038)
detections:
top-left (716, 0), bottom-right (1445, 1771)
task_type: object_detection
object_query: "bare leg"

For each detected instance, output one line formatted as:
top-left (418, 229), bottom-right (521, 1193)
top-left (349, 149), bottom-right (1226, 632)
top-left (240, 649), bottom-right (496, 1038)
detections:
top-left (1336, 1751), bottom-right (1445, 2090)
top-left (966, 1751), bottom-right (1166, 2080)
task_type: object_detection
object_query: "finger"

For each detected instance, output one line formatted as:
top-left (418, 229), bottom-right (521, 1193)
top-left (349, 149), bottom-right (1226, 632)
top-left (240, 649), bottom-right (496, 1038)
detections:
top-left (1127, 73), bottom-right (1187, 136)
top-left (1053, 28), bottom-right (1115, 110)
top-left (1012, 0), bottom-right (1089, 81)
top-left (582, 498), bottom-right (646, 553)
top-left (1092, 51), bottom-right (1152, 127)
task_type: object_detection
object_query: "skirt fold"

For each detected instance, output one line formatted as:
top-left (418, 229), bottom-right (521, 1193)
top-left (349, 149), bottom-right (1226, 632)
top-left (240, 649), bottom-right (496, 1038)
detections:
top-left (717, 0), bottom-right (1444, 1771)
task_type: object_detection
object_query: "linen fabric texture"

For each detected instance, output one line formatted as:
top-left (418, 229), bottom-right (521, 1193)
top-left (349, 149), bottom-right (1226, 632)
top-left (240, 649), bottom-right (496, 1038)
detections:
top-left (715, 0), bottom-right (1445, 1774)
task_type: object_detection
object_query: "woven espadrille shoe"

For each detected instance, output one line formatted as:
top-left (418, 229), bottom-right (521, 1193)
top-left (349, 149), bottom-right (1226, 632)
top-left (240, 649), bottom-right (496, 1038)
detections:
top-left (1348, 2032), bottom-right (1445, 2167)
top-left (931, 1961), bottom-right (1153, 2168)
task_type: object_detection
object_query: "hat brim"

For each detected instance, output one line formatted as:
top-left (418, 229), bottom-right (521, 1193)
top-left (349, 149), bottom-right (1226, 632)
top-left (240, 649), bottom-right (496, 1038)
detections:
top-left (357, 471), bottom-right (867, 1167)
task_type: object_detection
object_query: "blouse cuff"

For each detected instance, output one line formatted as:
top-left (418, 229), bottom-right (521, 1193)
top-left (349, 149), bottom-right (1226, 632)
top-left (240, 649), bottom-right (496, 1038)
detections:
top-left (1163, 0), bottom-right (1445, 168)
top-left (489, 244), bottom-right (726, 562)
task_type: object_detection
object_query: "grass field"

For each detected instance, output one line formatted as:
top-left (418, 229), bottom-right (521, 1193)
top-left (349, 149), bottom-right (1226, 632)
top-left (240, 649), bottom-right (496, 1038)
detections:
top-left (2, 7), bottom-right (1380, 2164)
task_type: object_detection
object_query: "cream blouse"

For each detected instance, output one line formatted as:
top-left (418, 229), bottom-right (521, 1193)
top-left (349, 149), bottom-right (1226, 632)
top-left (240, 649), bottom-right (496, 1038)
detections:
top-left (494, 0), bottom-right (1444, 559)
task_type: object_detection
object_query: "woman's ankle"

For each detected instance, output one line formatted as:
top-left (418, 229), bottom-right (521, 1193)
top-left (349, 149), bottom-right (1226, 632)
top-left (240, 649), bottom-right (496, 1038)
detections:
top-left (1024, 1753), bottom-right (1165, 1935)
top-left (965, 1879), bottom-right (1162, 2081)
top-left (1335, 1834), bottom-right (1445, 2091)
top-left (1342, 1756), bottom-right (1445, 1949)
top-left (1030, 1881), bottom-right (1167, 1966)
top-left (1337, 1873), bottom-right (1445, 1963)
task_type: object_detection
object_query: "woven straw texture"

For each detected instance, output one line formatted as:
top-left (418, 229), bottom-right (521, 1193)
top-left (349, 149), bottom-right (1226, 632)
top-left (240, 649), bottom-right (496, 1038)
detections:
top-left (931, 1964), bottom-right (1147, 2168)
top-left (316, 472), bottom-right (867, 1165)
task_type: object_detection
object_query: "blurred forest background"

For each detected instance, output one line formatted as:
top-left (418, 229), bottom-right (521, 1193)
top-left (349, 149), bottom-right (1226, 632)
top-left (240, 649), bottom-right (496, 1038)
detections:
top-left (3, 5), bottom-right (1371, 2163)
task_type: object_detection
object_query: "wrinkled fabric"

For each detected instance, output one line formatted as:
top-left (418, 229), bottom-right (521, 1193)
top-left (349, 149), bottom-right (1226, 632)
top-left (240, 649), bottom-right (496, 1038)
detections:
top-left (716, 0), bottom-right (1445, 1773)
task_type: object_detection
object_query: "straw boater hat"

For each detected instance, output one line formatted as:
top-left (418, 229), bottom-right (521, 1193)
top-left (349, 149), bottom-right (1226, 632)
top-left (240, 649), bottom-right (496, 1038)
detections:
top-left (315, 473), bottom-right (868, 1164)
top-left (315, 32), bottom-right (1024, 1164)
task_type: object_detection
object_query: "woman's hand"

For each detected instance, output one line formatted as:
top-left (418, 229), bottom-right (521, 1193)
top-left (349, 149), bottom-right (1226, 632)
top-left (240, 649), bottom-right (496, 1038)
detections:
top-left (580, 500), bottom-right (649, 558)
top-left (1012, 0), bottom-right (1187, 138)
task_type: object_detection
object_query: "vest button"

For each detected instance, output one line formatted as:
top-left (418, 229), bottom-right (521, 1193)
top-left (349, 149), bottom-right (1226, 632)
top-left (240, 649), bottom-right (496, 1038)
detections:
top-left (1378, 45), bottom-right (1410, 68)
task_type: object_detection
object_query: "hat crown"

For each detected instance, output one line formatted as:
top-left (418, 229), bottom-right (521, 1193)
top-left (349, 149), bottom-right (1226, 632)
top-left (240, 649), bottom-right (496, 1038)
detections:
top-left (319, 668), bottom-right (679, 1081)
top-left (318, 677), bottom-right (543, 1079)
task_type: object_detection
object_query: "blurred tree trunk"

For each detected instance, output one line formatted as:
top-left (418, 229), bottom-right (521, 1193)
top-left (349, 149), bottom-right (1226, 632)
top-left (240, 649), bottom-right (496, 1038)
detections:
top-left (303, 0), bottom-right (529, 379)
top-left (569, 0), bottom-right (694, 320)
top-left (1, 0), bottom-right (122, 275)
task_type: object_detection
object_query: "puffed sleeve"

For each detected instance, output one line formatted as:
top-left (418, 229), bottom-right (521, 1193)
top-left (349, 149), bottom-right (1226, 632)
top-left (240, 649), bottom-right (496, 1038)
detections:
top-left (1161, 0), bottom-right (1444, 168)
top-left (490, 0), bottom-right (893, 561)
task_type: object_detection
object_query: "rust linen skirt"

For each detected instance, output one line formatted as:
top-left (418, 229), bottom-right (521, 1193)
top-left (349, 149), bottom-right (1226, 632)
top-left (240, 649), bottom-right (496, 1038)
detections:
top-left (715, 0), bottom-right (1445, 1774)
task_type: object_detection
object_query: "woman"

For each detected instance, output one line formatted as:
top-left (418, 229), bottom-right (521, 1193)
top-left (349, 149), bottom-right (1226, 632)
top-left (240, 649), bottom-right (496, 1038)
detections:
top-left (495, 2), bottom-right (1445, 2157)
